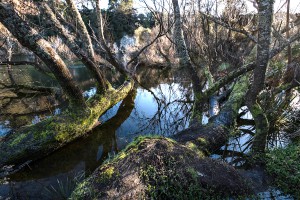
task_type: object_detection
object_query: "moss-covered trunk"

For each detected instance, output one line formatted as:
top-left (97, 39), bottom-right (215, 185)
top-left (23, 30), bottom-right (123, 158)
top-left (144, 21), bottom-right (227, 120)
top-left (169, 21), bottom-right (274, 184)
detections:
top-left (0, 81), bottom-right (134, 172)
top-left (245, 1), bottom-right (274, 153)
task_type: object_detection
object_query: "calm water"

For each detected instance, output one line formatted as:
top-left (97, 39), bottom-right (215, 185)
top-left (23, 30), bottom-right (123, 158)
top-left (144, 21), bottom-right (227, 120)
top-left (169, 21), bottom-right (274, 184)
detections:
top-left (0, 63), bottom-right (294, 199)
top-left (0, 64), bottom-right (193, 199)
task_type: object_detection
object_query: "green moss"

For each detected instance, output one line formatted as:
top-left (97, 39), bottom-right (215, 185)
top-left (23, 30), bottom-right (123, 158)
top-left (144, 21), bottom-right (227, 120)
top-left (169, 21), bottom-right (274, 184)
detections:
top-left (103, 135), bottom-right (165, 164)
top-left (0, 81), bottom-right (134, 167)
top-left (187, 141), bottom-right (197, 150)
top-left (9, 133), bottom-right (27, 147)
top-left (197, 137), bottom-right (207, 145)
top-left (186, 141), bottom-right (205, 158)
top-left (250, 103), bottom-right (263, 116)
top-left (187, 167), bottom-right (198, 180)
top-left (70, 179), bottom-right (96, 199)
top-left (97, 166), bottom-right (115, 183)
top-left (139, 156), bottom-right (221, 199)
top-left (266, 143), bottom-right (300, 198)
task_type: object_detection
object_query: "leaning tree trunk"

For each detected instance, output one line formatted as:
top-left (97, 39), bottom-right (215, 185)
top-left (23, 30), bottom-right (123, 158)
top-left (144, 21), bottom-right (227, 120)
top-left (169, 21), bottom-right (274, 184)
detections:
top-left (0, 80), bottom-right (134, 173)
top-left (40, 3), bottom-right (108, 93)
top-left (0, 2), bottom-right (86, 108)
top-left (70, 6), bottom-right (300, 199)
top-left (66, 0), bottom-right (95, 59)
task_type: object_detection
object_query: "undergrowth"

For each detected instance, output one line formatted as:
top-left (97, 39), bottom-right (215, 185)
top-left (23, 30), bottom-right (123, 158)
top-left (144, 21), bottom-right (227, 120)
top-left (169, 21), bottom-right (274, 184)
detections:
top-left (265, 143), bottom-right (300, 198)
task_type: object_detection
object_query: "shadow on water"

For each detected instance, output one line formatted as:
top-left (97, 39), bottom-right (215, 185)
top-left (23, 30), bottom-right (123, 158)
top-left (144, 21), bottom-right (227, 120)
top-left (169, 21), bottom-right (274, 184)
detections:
top-left (0, 90), bottom-right (136, 199)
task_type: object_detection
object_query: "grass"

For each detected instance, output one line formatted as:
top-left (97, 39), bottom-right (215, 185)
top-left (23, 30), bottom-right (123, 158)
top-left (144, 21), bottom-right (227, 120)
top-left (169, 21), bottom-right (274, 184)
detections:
top-left (43, 171), bottom-right (85, 199)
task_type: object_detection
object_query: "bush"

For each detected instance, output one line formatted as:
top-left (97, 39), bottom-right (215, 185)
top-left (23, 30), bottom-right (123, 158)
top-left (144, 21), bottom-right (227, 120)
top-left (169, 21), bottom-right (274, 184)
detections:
top-left (266, 143), bottom-right (300, 198)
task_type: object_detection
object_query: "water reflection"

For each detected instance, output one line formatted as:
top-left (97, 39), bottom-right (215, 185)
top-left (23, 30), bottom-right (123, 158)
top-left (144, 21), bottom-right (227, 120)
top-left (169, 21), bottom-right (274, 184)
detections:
top-left (0, 63), bottom-right (194, 198)
top-left (0, 60), bottom-right (297, 199)
top-left (0, 64), bottom-right (98, 137)
top-left (212, 106), bottom-right (291, 168)
top-left (130, 83), bottom-right (193, 136)
top-left (99, 82), bottom-right (193, 149)
top-left (0, 121), bottom-right (10, 137)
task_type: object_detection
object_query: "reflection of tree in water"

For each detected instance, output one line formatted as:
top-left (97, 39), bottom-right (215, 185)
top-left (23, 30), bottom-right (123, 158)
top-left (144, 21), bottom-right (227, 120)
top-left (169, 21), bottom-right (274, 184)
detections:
top-left (0, 64), bottom-right (102, 134)
top-left (214, 105), bottom-right (294, 168)
top-left (0, 65), bottom-right (59, 139)
top-left (132, 80), bottom-right (193, 136)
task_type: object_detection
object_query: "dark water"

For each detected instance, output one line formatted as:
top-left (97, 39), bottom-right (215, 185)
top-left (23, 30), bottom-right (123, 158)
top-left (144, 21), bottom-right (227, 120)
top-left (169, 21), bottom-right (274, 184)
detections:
top-left (0, 64), bottom-right (193, 199)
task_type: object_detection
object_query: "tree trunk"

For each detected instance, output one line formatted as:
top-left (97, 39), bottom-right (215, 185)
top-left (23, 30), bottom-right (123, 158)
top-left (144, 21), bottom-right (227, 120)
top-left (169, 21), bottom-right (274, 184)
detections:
top-left (0, 2), bottom-right (86, 108)
top-left (40, 3), bottom-right (108, 93)
top-left (0, 80), bottom-right (134, 172)
top-left (245, 1), bottom-right (274, 153)
top-left (286, 0), bottom-right (291, 65)
top-left (172, 0), bottom-right (205, 124)
top-left (66, 0), bottom-right (95, 59)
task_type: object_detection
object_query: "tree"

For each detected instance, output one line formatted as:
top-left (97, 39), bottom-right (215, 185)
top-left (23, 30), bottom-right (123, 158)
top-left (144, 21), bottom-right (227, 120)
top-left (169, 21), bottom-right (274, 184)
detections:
top-left (245, 0), bottom-right (274, 153)
top-left (107, 0), bottom-right (137, 44)
top-left (1, 0), bottom-right (300, 198)
top-left (0, 0), bottom-right (168, 169)
top-left (0, 0), bottom-right (133, 168)
top-left (0, 2), bottom-right (86, 108)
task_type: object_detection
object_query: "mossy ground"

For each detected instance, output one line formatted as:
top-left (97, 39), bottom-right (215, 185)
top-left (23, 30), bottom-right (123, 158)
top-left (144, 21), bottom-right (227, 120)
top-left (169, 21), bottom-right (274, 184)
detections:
top-left (71, 136), bottom-right (252, 199)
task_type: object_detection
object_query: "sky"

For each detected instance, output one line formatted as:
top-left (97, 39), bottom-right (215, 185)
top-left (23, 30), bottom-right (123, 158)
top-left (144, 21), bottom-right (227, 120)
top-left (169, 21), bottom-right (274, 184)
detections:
top-left (78, 0), bottom-right (300, 14)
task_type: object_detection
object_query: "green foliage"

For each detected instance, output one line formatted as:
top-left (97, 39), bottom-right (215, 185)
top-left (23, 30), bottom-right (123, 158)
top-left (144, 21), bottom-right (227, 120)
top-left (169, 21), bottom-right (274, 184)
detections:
top-left (70, 178), bottom-right (96, 199)
top-left (291, 44), bottom-right (300, 57)
top-left (136, 13), bottom-right (155, 28)
top-left (138, 149), bottom-right (229, 200)
top-left (96, 166), bottom-right (117, 185)
top-left (106, 0), bottom-right (136, 44)
top-left (266, 143), bottom-right (300, 198)
top-left (105, 0), bottom-right (155, 45)
top-left (74, 1), bottom-right (155, 46)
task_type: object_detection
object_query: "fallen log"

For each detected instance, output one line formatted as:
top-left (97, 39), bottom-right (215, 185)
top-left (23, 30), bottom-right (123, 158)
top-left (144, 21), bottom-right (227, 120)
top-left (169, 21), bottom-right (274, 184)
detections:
top-left (0, 80), bottom-right (134, 175)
